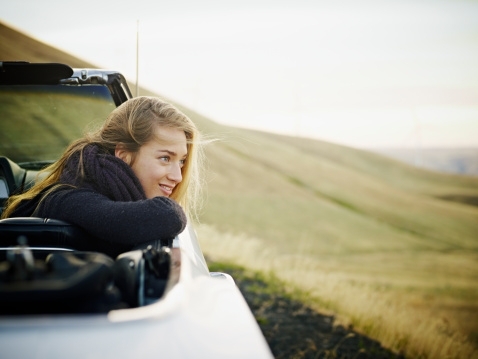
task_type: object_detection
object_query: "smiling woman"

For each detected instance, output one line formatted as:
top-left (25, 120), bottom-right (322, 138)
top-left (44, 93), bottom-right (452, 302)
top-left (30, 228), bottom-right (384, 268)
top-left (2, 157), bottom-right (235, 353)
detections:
top-left (2, 96), bottom-right (203, 257)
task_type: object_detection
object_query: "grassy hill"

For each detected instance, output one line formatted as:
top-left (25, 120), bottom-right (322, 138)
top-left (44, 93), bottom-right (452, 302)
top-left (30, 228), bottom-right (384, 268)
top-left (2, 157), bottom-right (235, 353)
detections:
top-left (1, 20), bottom-right (477, 359)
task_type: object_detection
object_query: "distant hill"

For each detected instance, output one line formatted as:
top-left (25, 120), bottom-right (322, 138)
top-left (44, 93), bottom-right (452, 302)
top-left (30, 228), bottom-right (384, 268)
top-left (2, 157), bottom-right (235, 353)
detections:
top-left (373, 147), bottom-right (478, 177)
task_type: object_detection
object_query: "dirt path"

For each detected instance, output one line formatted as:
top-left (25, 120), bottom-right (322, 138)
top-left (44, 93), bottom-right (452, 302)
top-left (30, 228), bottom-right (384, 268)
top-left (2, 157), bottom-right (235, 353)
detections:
top-left (209, 261), bottom-right (404, 359)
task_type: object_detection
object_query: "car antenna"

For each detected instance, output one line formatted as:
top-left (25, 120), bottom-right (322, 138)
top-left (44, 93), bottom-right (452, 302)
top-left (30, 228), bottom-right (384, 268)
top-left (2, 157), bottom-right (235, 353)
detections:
top-left (135, 19), bottom-right (140, 97)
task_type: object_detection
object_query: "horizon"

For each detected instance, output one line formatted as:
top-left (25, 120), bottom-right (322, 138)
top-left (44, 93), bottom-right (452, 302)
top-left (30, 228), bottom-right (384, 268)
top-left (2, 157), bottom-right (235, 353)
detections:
top-left (2, 0), bottom-right (478, 149)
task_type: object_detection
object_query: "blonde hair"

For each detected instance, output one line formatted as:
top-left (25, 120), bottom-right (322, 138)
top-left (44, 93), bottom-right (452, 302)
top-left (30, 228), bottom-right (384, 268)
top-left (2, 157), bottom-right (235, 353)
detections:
top-left (2, 96), bottom-right (204, 220)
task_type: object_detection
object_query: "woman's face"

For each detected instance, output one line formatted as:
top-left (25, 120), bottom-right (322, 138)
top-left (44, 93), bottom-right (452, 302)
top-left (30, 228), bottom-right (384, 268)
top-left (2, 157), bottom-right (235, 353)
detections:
top-left (116, 125), bottom-right (187, 199)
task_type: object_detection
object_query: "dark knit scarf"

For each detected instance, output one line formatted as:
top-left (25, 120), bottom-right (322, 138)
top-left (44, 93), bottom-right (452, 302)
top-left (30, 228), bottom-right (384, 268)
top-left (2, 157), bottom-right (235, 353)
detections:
top-left (60, 144), bottom-right (146, 202)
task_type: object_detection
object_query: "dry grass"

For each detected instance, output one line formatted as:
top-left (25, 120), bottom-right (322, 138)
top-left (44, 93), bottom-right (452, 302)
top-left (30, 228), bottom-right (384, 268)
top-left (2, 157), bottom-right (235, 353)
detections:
top-left (197, 224), bottom-right (478, 359)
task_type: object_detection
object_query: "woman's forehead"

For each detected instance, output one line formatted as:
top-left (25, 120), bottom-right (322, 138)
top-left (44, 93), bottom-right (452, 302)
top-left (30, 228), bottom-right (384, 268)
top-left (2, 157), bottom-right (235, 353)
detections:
top-left (153, 125), bottom-right (187, 143)
top-left (150, 126), bottom-right (188, 154)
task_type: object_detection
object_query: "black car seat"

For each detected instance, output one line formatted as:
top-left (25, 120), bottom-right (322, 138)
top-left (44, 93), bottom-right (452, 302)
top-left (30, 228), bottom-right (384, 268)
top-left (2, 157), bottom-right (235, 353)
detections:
top-left (0, 156), bottom-right (27, 211)
top-left (0, 217), bottom-right (96, 252)
top-left (0, 156), bottom-right (102, 254)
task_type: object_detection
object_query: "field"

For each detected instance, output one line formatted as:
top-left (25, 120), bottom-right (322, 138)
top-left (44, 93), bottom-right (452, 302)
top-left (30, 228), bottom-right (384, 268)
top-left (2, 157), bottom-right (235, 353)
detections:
top-left (186, 114), bottom-right (478, 359)
top-left (2, 20), bottom-right (478, 359)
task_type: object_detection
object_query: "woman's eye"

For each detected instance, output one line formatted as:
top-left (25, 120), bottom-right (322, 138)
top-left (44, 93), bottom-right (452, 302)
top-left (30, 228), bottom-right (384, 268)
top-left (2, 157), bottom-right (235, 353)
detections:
top-left (159, 156), bottom-right (170, 162)
top-left (179, 159), bottom-right (186, 167)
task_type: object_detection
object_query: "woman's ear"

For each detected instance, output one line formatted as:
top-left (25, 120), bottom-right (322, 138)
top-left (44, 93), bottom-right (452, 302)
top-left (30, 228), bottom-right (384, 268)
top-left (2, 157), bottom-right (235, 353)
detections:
top-left (115, 144), bottom-right (132, 165)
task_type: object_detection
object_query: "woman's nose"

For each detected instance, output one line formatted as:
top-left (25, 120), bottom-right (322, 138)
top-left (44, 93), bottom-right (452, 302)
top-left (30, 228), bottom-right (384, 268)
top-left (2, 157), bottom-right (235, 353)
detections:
top-left (168, 162), bottom-right (183, 183)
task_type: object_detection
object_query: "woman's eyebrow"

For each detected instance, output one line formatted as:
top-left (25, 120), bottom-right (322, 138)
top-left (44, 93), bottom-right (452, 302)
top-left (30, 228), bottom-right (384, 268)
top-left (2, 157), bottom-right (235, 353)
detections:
top-left (157, 149), bottom-right (187, 157)
top-left (157, 149), bottom-right (177, 155)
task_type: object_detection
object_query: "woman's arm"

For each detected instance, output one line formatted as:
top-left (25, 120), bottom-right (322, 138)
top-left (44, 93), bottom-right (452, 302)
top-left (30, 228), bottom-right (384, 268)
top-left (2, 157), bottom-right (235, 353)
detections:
top-left (36, 188), bottom-right (187, 247)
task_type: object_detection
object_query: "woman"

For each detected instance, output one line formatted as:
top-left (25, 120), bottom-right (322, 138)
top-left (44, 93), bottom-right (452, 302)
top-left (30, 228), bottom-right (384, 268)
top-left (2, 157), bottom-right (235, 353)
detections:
top-left (1, 96), bottom-right (203, 257)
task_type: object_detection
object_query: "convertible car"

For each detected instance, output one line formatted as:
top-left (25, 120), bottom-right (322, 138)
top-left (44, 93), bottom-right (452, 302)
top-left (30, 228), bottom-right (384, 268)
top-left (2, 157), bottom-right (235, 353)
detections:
top-left (0, 61), bottom-right (273, 358)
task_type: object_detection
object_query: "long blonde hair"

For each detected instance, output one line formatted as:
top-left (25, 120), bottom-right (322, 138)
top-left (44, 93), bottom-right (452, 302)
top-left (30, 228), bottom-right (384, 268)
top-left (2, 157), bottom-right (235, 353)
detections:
top-left (2, 96), bottom-right (204, 220)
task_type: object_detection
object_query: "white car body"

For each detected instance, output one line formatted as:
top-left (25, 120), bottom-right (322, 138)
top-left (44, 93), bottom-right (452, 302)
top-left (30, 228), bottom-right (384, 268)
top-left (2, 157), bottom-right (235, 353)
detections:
top-left (0, 225), bottom-right (273, 359)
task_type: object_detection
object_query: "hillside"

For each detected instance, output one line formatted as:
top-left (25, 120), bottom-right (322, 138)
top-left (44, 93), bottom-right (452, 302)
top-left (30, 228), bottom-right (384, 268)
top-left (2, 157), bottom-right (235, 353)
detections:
top-left (1, 21), bottom-right (477, 359)
top-left (0, 21), bottom-right (96, 68)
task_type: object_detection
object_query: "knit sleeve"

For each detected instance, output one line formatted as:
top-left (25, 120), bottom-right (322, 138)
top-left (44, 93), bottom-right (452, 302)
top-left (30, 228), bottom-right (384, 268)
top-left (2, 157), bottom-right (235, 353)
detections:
top-left (35, 188), bottom-right (187, 248)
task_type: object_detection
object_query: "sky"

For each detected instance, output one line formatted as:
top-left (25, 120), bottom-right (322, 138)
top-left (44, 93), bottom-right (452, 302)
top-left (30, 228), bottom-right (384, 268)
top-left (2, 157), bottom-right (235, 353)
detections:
top-left (2, 0), bottom-right (478, 149)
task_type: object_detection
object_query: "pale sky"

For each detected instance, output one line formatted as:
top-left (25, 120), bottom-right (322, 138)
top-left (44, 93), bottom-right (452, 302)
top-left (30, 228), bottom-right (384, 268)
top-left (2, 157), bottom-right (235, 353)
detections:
top-left (2, 0), bottom-right (478, 149)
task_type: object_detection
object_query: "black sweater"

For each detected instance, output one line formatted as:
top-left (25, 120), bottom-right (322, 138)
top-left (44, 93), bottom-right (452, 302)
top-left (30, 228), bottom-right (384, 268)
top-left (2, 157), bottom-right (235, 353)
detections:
top-left (11, 187), bottom-right (187, 257)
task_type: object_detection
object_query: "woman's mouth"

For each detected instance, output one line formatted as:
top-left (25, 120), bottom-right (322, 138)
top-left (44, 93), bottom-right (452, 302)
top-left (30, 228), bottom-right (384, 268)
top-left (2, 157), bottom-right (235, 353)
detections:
top-left (159, 184), bottom-right (173, 196)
